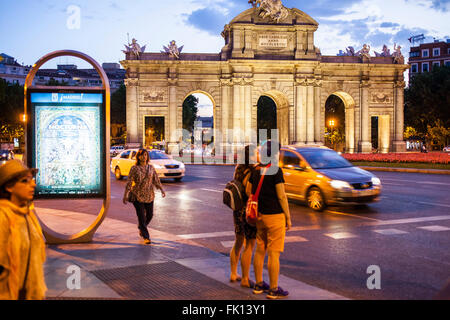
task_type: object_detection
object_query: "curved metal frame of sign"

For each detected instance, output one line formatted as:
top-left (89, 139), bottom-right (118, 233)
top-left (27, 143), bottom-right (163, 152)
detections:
top-left (24, 50), bottom-right (110, 244)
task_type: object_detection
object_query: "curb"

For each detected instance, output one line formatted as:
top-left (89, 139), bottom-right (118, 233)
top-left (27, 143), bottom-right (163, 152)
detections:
top-left (184, 162), bottom-right (450, 174)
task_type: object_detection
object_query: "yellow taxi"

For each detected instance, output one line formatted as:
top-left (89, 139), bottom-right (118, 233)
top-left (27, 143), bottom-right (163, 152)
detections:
top-left (280, 145), bottom-right (381, 211)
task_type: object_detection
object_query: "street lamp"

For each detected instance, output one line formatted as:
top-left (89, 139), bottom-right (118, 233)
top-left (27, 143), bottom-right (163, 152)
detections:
top-left (328, 119), bottom-right (336, 150)
top-left (328, 119), bottom-right (335, 129)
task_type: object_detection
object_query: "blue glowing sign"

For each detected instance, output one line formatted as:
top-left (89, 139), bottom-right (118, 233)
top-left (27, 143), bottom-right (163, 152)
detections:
top-left (29, 91), bottom-right (105, 197)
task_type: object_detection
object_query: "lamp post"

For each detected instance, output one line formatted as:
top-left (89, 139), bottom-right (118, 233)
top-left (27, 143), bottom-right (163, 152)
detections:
top-left (329, 119), bottom-right (336, 150)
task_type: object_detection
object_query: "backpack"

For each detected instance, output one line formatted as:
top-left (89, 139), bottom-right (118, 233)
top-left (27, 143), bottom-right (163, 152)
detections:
top-left (223, 168), bottom-right (250, 211)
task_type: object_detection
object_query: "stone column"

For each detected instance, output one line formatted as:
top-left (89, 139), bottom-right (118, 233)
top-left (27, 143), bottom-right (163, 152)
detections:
top-left (244, 84), bottom-right (252, 143)
top-left (306, 83), bottom-right (315, 144)
top-left (294, 83), bottom-right (307, 143)
top-left (168, 79), bottom-right (177, 148)
top-left (345, 106), bottom-right (355, 153)
top-left (232, 81), bottom-right (242, 144)
top-left (125, 78), bottom-right (139, 144)
top-left (220, 79), bottom-right (231, 143)
top-left (358, 81), bottom-right (372, 153)
top-left (314, 80), bottom-right (322, 144)
top-left (393, 81), bottom-right (406, 152)
top-left (379, 114), bottom-right (390, 153)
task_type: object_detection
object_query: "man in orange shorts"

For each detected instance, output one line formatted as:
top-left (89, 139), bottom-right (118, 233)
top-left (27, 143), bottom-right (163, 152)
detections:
top-left (247, 141), bottom-right (292, 299)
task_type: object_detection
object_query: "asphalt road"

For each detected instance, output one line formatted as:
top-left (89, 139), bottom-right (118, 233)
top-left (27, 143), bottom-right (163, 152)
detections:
top-left (36, 165), bottom-right (450, 300)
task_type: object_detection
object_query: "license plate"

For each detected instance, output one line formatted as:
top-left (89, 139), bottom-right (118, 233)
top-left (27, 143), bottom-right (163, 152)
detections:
top-left (358, 189), bottom-right (374, 196)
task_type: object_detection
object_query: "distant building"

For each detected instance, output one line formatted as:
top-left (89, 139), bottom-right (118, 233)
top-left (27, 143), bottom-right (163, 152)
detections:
top-left (408, 39), bottom-right (450, 81)
top-left (0, 53), bottom-right (31, 85)
top-left (0, 54), bottom-right (125, 91)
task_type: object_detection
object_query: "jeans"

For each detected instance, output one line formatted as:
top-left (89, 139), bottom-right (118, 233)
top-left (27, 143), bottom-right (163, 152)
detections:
top-left (132, 201), bottom-right (154, 239)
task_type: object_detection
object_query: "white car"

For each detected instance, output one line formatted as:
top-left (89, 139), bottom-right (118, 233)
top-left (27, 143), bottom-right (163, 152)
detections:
top-left (110, 145), bottom-right (124, 157)
top-left (111, 149), bottom-right (185, 181)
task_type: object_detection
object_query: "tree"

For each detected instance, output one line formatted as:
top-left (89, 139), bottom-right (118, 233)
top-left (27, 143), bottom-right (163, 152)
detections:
top-left (405, 66), bottom-right (450, 136)
top-left (0, 78), bottom-right (24, 124)
top-left (427, 120), bottom-right (449, 150)
top-left (182, 95), bottom-right (198, 133)
top-left (110, 84), bottom-right (126, 124)
top-left (404, 126), bottom-right (418, 140)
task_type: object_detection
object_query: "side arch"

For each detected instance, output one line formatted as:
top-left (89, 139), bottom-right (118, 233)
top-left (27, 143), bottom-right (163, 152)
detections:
top-left (325, 90), bottom-right (357, 153)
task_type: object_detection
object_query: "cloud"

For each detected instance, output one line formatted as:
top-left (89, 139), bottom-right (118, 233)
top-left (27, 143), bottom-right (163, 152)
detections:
top-left (430, 0), bottom-right (450, 11)
top-left (380, 22), bottom-right (400, 28)
top-left (186, 8), bottom-right (229, 35)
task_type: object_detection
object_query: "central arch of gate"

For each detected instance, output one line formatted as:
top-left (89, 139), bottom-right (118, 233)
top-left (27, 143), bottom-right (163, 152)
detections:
top-left (122, 4), bottom-right (408, 153)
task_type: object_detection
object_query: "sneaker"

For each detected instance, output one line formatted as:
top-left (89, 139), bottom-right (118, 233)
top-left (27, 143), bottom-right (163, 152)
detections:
top-left (240, 279), bottom-right (255, 289)
top-left (266, 287), bottom-right (289, 299)
top-left (252, 281), bottom-right (270, 294)
top-left (144, 238), bottom-right (151, 245)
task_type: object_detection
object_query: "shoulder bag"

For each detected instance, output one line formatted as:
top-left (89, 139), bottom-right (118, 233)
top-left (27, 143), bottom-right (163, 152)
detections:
top-left (245, 165), bottom-right (270, 226)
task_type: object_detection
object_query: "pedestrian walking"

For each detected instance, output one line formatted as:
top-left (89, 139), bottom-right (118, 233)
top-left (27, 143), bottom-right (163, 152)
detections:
top-left (123, 149), bottom-right (166, 244)
top-left (229, 145), bottom-right (258, 288)
top-left (0, 160), bottom-right (47, 300)
top-left (246, 141), bottom-right (292, 299)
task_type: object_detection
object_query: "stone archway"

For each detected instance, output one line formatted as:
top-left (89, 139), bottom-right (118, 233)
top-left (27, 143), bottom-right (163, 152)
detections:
top-left (329, 91), bottom-right (356, 153)
top-left (181, 90), bottom-right (216, 147)
top-left (260, 90), bottom-right (290, 146)
top-left (122, 3), bottom-right (408, 154)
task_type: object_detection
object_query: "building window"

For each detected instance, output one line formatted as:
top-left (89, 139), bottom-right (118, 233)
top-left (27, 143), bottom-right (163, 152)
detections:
top-left (433, 48), bottom-right (440, 56)
top-left (422, 49), bottom-right (429, 57)
top-left (432, 61), bottom-right (440, 68)
top-left (422, 62), bottom-right (429, 72)
top-left (445, 60), bottom-right (450, 67)
top-left (411, 63), bottom-right (418, 73)
top-left (409, 51), bottom-right (420, 58)
top-left (448, 48), bottom-right (450, 54)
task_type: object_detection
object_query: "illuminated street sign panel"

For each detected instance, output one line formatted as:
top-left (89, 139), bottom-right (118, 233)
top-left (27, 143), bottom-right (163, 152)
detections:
top-left (27, 90), bottom-right (105, 198)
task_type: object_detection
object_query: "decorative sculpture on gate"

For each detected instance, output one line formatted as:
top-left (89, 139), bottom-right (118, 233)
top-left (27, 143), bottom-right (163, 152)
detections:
top-left (123, 37), bottom-right (146, 59)
top-left (249, 0), bottom-right (289, 23)
top-left (392, 43), bottom-right (404, 64)
top-left (343, 46), bottom-right (356, 56)
top-left (161, 40), bottom-right (184, 59)
top-left (374, 44), bottom-right (392, 57)
top-left (358, 44), bottom-right (371, 59)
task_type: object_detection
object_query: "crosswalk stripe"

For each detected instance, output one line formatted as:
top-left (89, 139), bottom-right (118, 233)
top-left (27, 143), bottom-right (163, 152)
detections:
top-left (324, 232), bottom-right (358, 240)
top-left (285, 236), bottom-right (309, 243)
top-left (373, 229), bottom-right (408, 235)
top-left (417, 225), bottom-right (450, 232)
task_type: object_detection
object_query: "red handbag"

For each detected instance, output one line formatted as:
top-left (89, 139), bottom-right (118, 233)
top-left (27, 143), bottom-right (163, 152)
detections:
top-left (245, 165), bottom-right (271, 226)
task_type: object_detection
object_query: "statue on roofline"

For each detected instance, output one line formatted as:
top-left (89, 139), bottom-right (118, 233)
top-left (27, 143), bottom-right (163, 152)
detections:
top-left (374, 44), bottom-right (391, 57)
top-left (123, 36), bottom-right (146, 59)
top-left (392, 43), bottom-right (404, 64)
top-left (161, 40), bottom-right (184, 59)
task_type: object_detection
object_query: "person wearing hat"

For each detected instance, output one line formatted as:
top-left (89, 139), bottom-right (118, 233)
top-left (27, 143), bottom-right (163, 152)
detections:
top-left (0, 160), bottom-right (47, 300)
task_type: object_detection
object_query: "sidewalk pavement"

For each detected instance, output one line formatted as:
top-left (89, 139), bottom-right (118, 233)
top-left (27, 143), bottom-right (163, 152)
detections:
top-left (36, 206), bottom-right (347, 300)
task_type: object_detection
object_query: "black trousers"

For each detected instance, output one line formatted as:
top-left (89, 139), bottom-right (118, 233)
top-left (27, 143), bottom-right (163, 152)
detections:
top-left (132, 201), bottom-right (154, 239)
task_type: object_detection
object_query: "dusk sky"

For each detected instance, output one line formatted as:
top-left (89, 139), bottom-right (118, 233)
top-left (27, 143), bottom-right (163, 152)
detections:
top-left (1, 0), bottom-right (449, 115)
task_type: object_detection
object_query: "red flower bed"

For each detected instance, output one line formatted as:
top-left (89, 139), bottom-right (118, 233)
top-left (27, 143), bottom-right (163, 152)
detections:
top-left (342, 152), bottom-right (450, 164)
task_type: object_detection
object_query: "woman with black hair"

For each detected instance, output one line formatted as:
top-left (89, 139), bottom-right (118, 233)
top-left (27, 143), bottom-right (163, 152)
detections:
top-left (229, 145), bottom-right (258, 288)
top-left (123, 149), bottom-right (166, 244)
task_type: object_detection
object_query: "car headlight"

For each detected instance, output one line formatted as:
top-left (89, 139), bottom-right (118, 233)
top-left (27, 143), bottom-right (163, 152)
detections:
top-left (330, 180), bottom-right (352, 189)
top-left (153, 164), bottom-right (164, 169)
top-left (371, 177), bottom-right (381, 186)
top-left (178, 162), bottom-right (185, 169)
